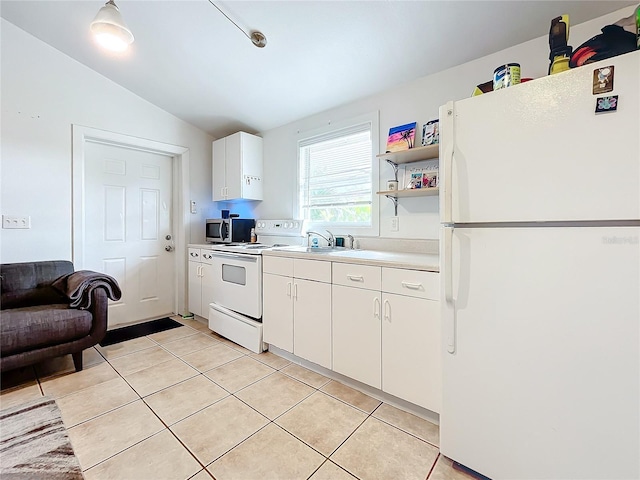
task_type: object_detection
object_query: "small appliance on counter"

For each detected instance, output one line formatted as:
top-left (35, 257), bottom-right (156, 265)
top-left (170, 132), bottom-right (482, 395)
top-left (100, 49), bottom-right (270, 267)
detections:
top-left (205, 217), bottom-right (255, 243)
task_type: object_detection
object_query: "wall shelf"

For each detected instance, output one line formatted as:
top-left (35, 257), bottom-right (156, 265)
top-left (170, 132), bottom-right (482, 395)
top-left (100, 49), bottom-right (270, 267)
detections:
top-left (377, 187), bottom-right (439, 215)
top-left (376, 144), bottom-right (439, 164)
top-left (377, 188), bottom-right (439, 198)
top-left (378, 144), bottom-right (440, 216)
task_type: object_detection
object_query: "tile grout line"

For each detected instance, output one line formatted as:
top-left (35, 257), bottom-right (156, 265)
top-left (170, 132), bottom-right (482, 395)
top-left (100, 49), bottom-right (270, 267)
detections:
top-left (425, 453), bottom-right (442, 480)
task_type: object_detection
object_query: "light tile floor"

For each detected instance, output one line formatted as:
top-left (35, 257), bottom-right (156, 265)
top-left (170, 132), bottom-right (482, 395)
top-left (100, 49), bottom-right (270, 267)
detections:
top-left (0, 316), bottom-right (479, 480)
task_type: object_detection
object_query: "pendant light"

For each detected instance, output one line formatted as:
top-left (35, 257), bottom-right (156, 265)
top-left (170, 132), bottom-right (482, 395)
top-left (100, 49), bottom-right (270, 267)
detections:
top-left (90, 0), bottom-right (134, 52)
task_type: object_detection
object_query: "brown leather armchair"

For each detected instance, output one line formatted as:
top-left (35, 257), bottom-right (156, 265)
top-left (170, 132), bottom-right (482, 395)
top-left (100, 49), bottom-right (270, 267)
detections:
top-left (0, 261), bottom-right (109, 373)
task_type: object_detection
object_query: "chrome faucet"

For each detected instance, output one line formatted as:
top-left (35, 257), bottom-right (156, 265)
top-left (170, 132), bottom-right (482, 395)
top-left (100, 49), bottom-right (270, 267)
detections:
top-left (307, 230), bottom-right (334, 247)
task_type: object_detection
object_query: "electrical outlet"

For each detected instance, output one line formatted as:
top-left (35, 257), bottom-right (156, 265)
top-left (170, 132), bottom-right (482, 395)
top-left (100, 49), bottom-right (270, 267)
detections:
top-left (190, 201), bottom-right (197, 214)
top-left (390, 216), bottom-right (399, 232)
top-left (2, 215), bottom-right (31, 229)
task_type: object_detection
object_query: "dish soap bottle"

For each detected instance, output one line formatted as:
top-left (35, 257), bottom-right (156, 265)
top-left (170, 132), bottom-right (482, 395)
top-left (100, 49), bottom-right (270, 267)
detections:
top-left (250, 227), bottom-right (257, 243)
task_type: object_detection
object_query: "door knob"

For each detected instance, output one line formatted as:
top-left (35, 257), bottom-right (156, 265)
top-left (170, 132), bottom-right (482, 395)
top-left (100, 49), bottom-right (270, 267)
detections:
top-left (165, 245), bottom-right (174, 252)
top-left (165, 234), bottom-right (172, 240)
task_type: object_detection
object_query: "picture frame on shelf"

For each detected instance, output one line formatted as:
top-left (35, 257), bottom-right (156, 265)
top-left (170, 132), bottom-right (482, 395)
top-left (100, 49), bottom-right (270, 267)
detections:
top-left (386, 122), bottom-right (417, 153)
top-left (405, 163), bottom-right (439, 190)
top-left (421, 119), bottom-right (439, 146)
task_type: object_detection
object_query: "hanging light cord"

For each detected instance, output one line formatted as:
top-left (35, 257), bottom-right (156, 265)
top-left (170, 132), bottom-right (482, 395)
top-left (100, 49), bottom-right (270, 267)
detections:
top-left (206, 0), bottom-right (267, 48)
top-left (207, 0), bottom-right (252, 42)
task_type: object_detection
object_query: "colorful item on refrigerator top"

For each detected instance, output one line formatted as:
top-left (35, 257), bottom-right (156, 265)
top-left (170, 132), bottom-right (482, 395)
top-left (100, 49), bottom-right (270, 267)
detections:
top-left (471, 80), bottom-right (493, 96)
top-left (636, 4), bottom-right (640, 49)
top-left (548, 15), bottom-right (572, 75)
top-left (493, 63), bottom-right (521, 90)
top-left (570, 24), bottom-right (636, 67)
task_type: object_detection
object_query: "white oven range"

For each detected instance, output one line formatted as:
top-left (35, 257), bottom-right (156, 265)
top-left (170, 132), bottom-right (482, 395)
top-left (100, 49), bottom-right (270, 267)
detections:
top-left (206, 220), bottom-right (303, 353)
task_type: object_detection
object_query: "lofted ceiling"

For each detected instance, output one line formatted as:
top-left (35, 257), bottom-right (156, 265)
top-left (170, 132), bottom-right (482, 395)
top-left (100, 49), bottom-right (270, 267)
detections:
top-left (1, 1), bottom-right (635, 138)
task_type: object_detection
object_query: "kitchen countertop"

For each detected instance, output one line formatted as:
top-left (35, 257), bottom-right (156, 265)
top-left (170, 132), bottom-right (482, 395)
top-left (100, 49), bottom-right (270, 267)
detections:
top-left (188, 243), bottom-right (440, 272)
top-left (263, 247), bottom-right (440, 272)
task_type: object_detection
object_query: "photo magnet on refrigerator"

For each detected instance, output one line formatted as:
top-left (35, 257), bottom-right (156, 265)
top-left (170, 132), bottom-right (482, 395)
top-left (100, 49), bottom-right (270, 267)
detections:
top-left (595, 95), bottom-right (618, 114)
top-left (593, 66), bottom-right (614, 94)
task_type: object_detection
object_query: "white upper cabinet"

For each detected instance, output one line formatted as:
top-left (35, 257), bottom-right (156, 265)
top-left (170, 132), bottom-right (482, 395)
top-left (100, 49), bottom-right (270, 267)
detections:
top-left (212, 132), bottom-right (263, 201)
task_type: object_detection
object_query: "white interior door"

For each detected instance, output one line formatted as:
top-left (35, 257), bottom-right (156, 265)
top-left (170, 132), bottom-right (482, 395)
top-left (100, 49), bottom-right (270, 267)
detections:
top-left (84, 141), bottom-right (175, 327)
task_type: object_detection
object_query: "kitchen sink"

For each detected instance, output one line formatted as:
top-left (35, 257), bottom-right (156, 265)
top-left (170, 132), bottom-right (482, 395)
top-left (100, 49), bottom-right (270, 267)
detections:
top-left (271, 246), bottom-right (347, 254)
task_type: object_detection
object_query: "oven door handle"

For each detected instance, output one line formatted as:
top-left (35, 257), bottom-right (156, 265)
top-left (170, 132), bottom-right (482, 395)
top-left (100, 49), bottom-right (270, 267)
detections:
top-left (209, 252), bottom-right (258, 262)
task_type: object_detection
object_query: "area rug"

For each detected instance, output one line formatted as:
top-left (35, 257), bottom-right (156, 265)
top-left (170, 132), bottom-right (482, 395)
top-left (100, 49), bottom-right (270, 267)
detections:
top-left (99, 316), bottom-right (183, 347)
top-left (0, 396), bottom-right (83, 479)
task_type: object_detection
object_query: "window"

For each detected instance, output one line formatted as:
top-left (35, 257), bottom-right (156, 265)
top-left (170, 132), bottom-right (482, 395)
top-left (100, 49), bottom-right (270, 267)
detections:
top-left (298, 113), bottom-right (379, 236)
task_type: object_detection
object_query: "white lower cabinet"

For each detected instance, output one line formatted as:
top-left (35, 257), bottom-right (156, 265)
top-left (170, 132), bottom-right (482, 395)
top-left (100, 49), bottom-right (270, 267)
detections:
top-left (263, 254), bottom-right (441, 412)
top-left (263, 272), bottom-right (294, 352)
top-left (332, 284), bottom-right (381, 389)
top-left (262, 256), bottom-right (332, 369)
top-left (293, 279), bottom-right (331, 369)
top-left (381, 292), bottom-right (441, 412)
top-left (188, 248), bottom-right (215, 318)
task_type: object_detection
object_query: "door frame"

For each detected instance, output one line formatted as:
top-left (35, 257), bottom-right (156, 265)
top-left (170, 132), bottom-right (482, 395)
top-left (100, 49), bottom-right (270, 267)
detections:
top-left (72, 125), bottom-right (190, 317)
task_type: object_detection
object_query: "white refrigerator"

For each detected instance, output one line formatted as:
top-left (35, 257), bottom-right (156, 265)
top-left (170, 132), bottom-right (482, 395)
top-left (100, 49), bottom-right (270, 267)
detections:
top-left (439, 51), bottom-right (639, 479)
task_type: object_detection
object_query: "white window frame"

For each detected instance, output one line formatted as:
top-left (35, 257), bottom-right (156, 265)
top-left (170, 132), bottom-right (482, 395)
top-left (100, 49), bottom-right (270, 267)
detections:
top-left (296, 111), bottom-right (380, 238)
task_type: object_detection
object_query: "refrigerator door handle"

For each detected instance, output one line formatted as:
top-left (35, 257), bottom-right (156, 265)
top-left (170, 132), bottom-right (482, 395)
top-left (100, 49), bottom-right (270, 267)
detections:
top-left (443, 225), bottom-right (456, 354)
top-left (442, 101), bottom-right (455, 224)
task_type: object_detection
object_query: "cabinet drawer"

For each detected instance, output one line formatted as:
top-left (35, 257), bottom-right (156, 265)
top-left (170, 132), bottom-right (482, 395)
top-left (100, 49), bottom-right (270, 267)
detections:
top-left (263, 256), bottom-right (294, 276)
top-left (188, 248), bottom-right (201, 260)
top-left (294, 259), bottom-right (331, 283)
top-left (382, 268), bottom-right (439, 300)
top-left (332, 263), bottom-right (381, 291)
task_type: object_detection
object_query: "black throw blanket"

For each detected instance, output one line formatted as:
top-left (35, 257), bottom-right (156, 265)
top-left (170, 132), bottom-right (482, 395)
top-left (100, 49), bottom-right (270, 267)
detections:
top-left (52, 270), bottom-right (122, 309)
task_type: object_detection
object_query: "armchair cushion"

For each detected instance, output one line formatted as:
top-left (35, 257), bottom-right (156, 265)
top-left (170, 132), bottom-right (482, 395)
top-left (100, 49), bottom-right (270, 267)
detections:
top-left (1, 304), bottom-right (93, 356)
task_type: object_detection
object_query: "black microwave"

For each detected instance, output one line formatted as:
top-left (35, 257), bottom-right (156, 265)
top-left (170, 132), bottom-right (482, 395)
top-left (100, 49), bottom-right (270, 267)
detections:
top-left (206, 218), bottom-right (255, 243)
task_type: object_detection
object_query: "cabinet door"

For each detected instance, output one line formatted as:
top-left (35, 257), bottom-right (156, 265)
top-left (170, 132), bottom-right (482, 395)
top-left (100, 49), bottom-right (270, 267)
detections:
top-left (263, 273), bottom-right (294, 352)
top-left (225, 133), bottom-right (242, 200)
top-left (212, 138), bottom-right (226, 201)
top-left (332, 285), bottom-right (381, 389)
top-left (382, 292), bottom-right (441, 412)
top-left (188, 261), bottom-right (202, 317)
top-left (200, 263), bottom-right (215, 315)
top-left (239, 133), bottom-right (263, 200)
top-left (294, 279), bottom-right (331, 369)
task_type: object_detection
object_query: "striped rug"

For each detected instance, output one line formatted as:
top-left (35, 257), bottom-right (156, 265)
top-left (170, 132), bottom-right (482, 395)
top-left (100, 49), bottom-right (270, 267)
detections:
top-left (0, 396), bottom-right (83, 479)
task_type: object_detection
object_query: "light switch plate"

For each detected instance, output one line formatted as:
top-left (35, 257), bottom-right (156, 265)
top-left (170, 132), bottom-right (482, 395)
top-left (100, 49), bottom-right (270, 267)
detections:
top-left (3, 215), bottom-right (31, 229)
top-left (190, 201), bottom-right (197, 214)
top-left (390, 216), bottom-right (399, 232)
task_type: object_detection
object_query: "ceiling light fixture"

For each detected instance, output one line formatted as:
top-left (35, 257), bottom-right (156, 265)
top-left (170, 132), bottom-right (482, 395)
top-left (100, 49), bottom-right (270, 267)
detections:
top-left (207, 0), bottom-right (267, 48)
top-left (90, 0), bottom-right (134, 52)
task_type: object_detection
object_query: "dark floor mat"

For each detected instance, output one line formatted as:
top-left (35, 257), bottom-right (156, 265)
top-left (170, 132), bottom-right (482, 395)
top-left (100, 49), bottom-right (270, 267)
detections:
top-left (99, 317), bottom-right (183, 347)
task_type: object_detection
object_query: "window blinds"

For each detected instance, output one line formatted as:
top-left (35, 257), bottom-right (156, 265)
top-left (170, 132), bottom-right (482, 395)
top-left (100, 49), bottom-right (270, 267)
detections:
top-left (299, 122), bottom-right (372, 225)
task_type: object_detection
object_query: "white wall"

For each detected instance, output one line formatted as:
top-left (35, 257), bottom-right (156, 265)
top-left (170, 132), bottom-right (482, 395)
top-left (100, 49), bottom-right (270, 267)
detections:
top-left (0, 19), bottom-right (214, 263)
top-left (252, 6), bottom-right (635, 240)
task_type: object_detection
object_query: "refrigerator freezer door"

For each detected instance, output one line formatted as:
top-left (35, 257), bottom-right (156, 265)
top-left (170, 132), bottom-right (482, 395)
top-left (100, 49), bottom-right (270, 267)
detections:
top-left (443, 52), bottom-right (639, 224)
top-left (440, 226), bottom-right (639, 479)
